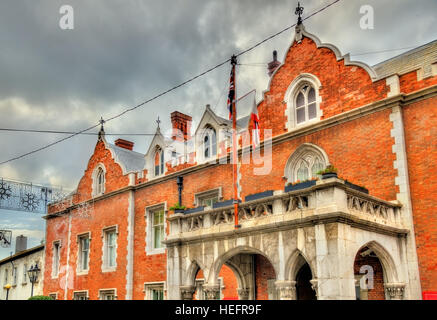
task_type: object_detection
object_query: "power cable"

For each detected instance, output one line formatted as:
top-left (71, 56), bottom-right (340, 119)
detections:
top-left (0, 0), bottom-right (342, 166)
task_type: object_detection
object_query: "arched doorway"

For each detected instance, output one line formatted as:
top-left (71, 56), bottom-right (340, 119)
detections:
top-left (296, 263), bottom-right (316, 300)
top-left (211, 247), bottom-right (277, 300)
top-left (353, 246), bottom-right (386, 300)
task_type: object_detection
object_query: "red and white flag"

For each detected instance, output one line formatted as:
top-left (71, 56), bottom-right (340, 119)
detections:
top-left (250, 95), bottom-right (260, 148)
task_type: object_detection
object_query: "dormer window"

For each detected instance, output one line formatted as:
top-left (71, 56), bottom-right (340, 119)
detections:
top-left (154, 147), bottom-right (164, 176)
top-left (295, 84), bottom-right (317, 124)
top-left (92, 164), bottom-right (106, 197)
top-left (203, 127), bottom-right (217, 159)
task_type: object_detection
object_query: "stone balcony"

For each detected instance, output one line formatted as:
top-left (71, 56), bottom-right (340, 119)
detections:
top-left (167, 178), bottom-right (406, 243)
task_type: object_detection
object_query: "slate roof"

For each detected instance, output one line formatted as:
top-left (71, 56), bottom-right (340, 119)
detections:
top-left (106, 143), bottom-right (145, 173)
top-left (372, 39), bottom-right (437, 79)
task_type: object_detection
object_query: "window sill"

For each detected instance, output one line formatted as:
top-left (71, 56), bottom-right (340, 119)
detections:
top-left (101, 267), bottom-right (117, 273)
top-left (146, 248), bottom-right (166, 256)
top-left (76, 270), bottom-right (89, 276)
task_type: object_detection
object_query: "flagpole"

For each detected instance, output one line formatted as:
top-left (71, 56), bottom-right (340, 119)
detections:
top-left (231, 55), bottom-right (240, 229)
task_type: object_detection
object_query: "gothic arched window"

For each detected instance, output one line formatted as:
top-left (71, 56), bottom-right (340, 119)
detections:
top-left (203, 127), bottom-right (217, 159)
top-left (284, 144), bottom-right (328, 184)
top-left (93, 164), bottom-right (106, 197)
top-left (154, 147), bottom-right (164, 176)
top-left (295, 84), bottom-right (317, 125)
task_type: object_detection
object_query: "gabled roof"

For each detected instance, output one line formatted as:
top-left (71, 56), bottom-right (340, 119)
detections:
top-left (0, 244), bottom-right (44, 266)
top-left (372, 39), bottom-right (437, 79)
top-left (106, 142), bottom-right (145, 174)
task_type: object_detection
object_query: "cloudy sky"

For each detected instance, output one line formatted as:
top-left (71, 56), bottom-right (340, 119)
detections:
top-left (0, 0), bottom-right (436, 259)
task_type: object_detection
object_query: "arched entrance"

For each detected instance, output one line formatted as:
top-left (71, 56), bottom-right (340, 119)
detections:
top-left (353, 246), bottom-right (386, 300)
top-left (210, 247), bottom-right (278, 300)
top-left (296, 263), bottom-right (316, 300)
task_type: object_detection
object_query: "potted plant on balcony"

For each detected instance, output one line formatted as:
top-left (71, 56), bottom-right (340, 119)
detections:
top-left (284, 177), bottom-right (318, 193)
top-left (317, 165), bottom-right (338, 180)
top-left (169, 203), bottom-right (186, 214)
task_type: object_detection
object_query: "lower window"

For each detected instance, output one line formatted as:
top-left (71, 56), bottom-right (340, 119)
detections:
top-left (99, 289), bottom-right (116, 300)
top-left (144, 282), bottom-right (165, 300)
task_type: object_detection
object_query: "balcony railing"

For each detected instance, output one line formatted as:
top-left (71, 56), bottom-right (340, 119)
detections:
top-left (167, 178), bottom-right (404, 240)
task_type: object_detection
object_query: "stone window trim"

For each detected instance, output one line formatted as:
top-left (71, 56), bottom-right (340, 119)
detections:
top-left (12, 266), bottom-right (17, 286)
top-left (284, 143), bottom-right (329, 185)
top-left (284, 73), bottom-right (323, 131)
top-left (76, 232), bottom-right (92, 275)
top-left (101, 225), bottom-right (118, 273)
top-left (194, 187), bottom-right (223, 207)
top-left (143, 281), bottom-right (166, 300)
top-left (153, 146), bottom-right (165, 178)
top-left (201, 126), bottom-right (218, 161)
top-left (92, 163), bottom-right (106, 197)
top-left (48, 292), bottom-right (58, 300)
top-left (145, 202), bottom-right (167, 255)
top-left (22, 263), bottom-right (28, 285)
top-left (99, 288), bottom-right (117, 300)
top-left (73, 290), bottom-right (89, 300)
top-left (51, 240), bottom-right (62, 279)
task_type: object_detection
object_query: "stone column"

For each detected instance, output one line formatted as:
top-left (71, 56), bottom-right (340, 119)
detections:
top-left (203, 284), bottom-right (221, 300)
top-left (180, 285), bottom-right (196, 300)
top-left (275, 280), bottom-right (296, 300)
top-left (237, 288), bottom-right (250, 300)
top-left (384, 283), bottom-right (405, 300)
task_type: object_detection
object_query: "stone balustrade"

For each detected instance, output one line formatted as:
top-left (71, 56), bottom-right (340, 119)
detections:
top-left (167, 178), bottom-right (404, 241)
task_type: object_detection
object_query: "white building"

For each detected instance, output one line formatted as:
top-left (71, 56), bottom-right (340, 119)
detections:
top-left (0, 244), bottom-right (45, 300)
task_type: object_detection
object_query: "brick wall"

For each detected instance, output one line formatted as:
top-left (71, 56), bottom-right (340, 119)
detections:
top-left (354, 247), bottom-right (386, 300)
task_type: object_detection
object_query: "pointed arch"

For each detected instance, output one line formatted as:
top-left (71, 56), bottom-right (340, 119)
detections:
top-left (284, 249), bottom-right (316, 281)
top-left (284, 143), bottom-right (329, 184)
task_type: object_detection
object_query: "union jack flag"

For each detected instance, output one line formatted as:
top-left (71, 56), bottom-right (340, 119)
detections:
top-left (250, 95), bottom-right (260, 148)
top-left (227, 67), bottom-right (235, 120)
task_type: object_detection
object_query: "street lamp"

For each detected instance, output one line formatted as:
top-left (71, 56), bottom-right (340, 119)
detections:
top-left (28, 263), bottom-right (41, 297)
top-left (3, 283), bottom-right (11, 300)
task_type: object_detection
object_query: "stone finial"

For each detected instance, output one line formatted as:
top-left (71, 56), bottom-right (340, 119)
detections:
top-left (268, 50), bottom-right (281, 77)
top-left (98, 116), bottom-right (105, 140)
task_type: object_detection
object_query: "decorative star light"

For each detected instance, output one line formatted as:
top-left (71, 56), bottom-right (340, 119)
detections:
top-left (0, 180), bottom-right (12, 200)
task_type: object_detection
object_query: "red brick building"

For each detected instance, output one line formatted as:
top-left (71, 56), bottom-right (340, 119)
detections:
top-left (43, 21), bottom-right (437, 300)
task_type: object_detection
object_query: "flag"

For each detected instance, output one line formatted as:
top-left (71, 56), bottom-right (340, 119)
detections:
top-left (250, 96), bottom-right (260, 148)
top-left (227, 67), bottom-right (235, 120)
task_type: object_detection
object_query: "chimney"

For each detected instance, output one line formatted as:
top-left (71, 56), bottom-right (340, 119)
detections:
top-left (115, 138), bottom-right (134, 151)
top-left (171, 111), bottom-right (192, 141)
top-left (267, 50), bottom-right (281, 77)
top-left (15, 235), bottom-right (27, 253)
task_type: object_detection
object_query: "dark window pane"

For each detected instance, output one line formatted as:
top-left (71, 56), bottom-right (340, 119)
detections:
top-left (297, 108), bottom-right (305, 123)
top-left (296, 92), bottom-right (305, 107)
top-left (308, 88), bottom-right (315, 103)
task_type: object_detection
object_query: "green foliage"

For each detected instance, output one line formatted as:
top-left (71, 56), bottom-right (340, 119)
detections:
top-left (28, 295), bottom-right (54, 300)
top-left (317, 165), bottom-right (338, 175)
top-left (169, 203), bottom-right (186, 211)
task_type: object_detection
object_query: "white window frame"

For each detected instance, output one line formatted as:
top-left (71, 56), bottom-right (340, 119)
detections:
top-left (76, 232), bottom-right (91, 274)
top-left (48, 292), bottom-right (58, 300)
top-left (101, 226), bottom-right (118, 272)
top-left (154, 147), bottom-right (165, 177)
top-left (202, 127), bottom-right (217, 160)
top-left (284, 73), bottom-right (322, 131)
top-left (145, 203), bottom-right (167, 255)
top-left (284, 143), bottom-right (329, 185)
top-left (22, 263), bottom-right (27, 284)
top-left (92, 164), bottom-right (106, 197)
top-left (99, 288), bottom-right (117, 300)
top-left (194, 188), bottom-right (222, 209)
top-left (52, 240), bottom-right (61, 279)
top-left (73, 290), bottom-right (89, 300)
top-left (144, 281), bottom-right (166, 300)
top-left (12, 266), bottom-right (17, 286)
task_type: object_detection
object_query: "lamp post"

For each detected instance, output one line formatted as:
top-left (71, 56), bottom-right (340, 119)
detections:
top-left (4, 283), bottom-right (11, 300)
top-left (28, 263), bottom-right (41, 298)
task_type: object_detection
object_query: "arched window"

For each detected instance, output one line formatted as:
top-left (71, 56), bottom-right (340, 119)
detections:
top-left (295, 84), bottom-right (317, 125)
top-left (284, 144), bottom-right (328, 184)
top-left (154, 147), bottom-right (164, 176)
top-left (203, 127), bottom-right (217, 159)
top-left (92, 164), bottom-right (106, 196)
top-left (284, 74), bottom-right (322, 130)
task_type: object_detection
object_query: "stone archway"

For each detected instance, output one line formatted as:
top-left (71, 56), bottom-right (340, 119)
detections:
top-left (353, 241), bottom-right (404, 300)
top-left (208, 246), bottom-right (278, 300)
